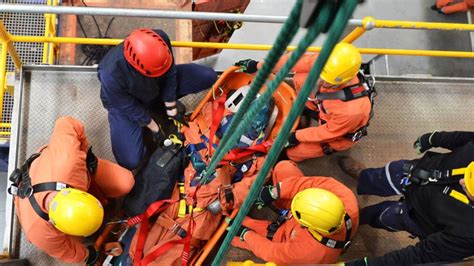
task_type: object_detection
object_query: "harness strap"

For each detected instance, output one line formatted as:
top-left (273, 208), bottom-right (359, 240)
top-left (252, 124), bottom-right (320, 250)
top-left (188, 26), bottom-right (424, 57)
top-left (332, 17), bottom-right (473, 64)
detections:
top-left (266, 209), bottom-right (290, 240)
top-left (316, 214), bottom-right (352, 250)
top-left (209, 93), bottom-right (227, 155)
top-left (402, 162), bottom-right (462, 186)
top-left (222, 141), bottom-right (273, 162)
top-left (8, 153), bottom-right (72, 222)
top-left (316, 84), bottom-right (368, 101)
top-left (140, 217), bottom-right (196, 266)
top-left (130, 199), bottom-right (178, 266)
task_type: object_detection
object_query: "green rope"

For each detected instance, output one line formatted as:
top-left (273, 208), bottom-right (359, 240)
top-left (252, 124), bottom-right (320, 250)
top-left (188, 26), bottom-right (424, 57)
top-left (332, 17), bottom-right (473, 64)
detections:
top-left (211, 0), bottom-right (359, 265)
top-left (200, 0), bottom-right (302, 184)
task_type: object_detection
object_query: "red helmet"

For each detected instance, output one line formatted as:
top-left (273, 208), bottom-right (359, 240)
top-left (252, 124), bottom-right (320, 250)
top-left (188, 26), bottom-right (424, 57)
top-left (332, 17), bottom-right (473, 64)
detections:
top-left (123, 29), bottom-right (173, 77)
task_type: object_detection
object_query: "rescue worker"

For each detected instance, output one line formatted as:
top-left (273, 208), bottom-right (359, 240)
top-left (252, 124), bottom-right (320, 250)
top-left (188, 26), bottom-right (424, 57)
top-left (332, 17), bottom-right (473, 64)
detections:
top-left (432, 0), bottom-right (474, 14)
top-left (339, 131), bottom-right (474, 265)
top-left (9, 116), bottom-right (134, 264)
top-left (98, 28), bottom-right (217, 169)
top-left (231, 160), bottom-right (359, 264)
top-left (235, 43), bottom-right (372, 162)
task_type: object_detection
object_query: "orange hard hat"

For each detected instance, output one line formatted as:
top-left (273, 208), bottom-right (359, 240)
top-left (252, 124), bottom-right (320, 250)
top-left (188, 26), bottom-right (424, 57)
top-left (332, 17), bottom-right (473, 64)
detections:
top-left (124, 29), bottom-right (173, 77)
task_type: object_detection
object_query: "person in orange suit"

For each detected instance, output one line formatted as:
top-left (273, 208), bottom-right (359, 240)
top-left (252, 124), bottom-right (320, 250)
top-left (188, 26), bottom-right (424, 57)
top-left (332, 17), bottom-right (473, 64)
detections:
top-left (432, 0), bottom-right (474, 14)
top-left (235, 43), bottom-right (372, 162)
top-left (231, 160), bottom-right (359, 264)
top-left (9, 116), bottom-right (134, 264)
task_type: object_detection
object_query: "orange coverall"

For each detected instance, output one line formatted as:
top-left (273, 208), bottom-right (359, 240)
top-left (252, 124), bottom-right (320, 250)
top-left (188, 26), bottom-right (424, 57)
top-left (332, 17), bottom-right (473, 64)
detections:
top-left (436, 0), bottom-right (474, 13)
top-left (231, 160), bottom-right (359, 264)
top-left (259, 53), bottom-right (371, 161)
top-left (14, 116), bottom-right (134, 263)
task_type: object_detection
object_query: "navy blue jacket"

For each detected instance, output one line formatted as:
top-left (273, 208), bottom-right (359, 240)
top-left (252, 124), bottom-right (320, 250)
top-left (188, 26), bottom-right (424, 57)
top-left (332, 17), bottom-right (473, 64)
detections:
top-left (98, 29), bottom-right (176, 126)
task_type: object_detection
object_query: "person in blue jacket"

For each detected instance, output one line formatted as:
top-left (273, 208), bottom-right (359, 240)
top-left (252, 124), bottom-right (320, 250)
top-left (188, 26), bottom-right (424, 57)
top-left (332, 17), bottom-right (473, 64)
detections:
top-left (98, 28), bottom-right (217, 169)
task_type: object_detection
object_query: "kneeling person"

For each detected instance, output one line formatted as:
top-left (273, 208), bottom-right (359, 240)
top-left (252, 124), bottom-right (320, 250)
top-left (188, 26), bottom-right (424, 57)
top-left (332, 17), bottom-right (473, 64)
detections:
top-left (9, 117), bottom-right (134, 264)
top-left (231, 160), bottom-right (359, 264)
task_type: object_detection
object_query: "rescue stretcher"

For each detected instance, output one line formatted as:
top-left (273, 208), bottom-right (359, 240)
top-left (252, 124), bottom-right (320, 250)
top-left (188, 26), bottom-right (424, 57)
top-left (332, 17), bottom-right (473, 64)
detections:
top-left (94, 66), bottom-right (297, 265)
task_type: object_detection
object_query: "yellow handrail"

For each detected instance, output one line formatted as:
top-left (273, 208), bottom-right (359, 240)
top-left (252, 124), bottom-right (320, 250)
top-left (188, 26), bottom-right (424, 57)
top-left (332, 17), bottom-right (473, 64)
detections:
top-left (1, 15), bottom-right (474, 139)
top-left (8, 35), bottom-right (474, 58)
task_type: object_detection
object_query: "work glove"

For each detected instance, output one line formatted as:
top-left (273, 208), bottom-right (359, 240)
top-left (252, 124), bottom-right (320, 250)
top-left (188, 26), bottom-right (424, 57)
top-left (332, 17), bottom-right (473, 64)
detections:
top-left (234, 59), bottom-right (258, 74)
top-left (235, 226), bottom-right (251, 241)
top-left (153, 130), bottom-right (168, 146)
top-left (285, 132), bottom-right (300, 148)
top-left (103, 242), bottom-right (123, 257)
top-left (342, 257), bottom-right (368, 266)
top-left (255, 184), bottom-right (280, 209)
top-left (169, 113), bottom-right (189, 128)
top-left (86, 146), bottom-right (98, 175)
top-left (413, 131), bottom-right (438, 154)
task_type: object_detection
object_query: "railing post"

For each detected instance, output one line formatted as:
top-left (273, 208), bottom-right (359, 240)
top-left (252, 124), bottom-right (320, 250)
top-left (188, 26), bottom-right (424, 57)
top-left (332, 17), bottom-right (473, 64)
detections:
top-left (0, 20), bottom-right (22, 69)
top-left (0, 42), bottom-right (7, 123)
top-left (342, 16), bottom-right (375, 43)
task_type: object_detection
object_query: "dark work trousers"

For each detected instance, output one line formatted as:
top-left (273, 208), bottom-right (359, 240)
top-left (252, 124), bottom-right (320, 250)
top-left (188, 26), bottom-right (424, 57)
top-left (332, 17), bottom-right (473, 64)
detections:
top-left (108, 63), bottom-right (217, 170)
top-left (358, 159), bottom-right (427, 238)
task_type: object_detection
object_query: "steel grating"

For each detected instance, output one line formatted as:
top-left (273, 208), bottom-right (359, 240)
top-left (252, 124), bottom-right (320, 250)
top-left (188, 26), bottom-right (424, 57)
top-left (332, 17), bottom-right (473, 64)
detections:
top-left (297, 78), bottom-right (474, 261)
top-left (0, 0), bottom-right (49, 136)
top-left (9, 68), bottom-right (474, 264)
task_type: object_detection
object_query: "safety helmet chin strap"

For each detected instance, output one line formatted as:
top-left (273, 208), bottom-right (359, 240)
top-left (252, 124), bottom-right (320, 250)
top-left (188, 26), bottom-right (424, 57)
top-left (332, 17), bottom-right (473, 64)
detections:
top-left (307, 213), bottom-right (353, 251)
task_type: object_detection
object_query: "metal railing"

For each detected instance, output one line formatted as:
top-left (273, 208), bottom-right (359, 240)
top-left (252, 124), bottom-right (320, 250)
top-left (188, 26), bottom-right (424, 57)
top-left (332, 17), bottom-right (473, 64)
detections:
top-left (0, 7), bottom-right (474, 138)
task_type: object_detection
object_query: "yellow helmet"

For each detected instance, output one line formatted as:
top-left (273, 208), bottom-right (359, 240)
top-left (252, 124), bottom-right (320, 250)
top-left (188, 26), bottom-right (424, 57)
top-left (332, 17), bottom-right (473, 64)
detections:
top-left (464, 162), bottom-right (474, 196)
top-left (291, 188), bottom-right (345, 235)
top-left (49, 188), bottom-right (104, 237)
top-left (320, 43), bottom-right (362, 85)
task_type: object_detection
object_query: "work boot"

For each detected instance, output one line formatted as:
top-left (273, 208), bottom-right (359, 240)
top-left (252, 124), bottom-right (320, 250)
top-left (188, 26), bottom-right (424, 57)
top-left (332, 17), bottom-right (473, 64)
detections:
top-left (338, 156), bottom-right (366, 180)
top-left (430, 4), bottom-right (439, 11)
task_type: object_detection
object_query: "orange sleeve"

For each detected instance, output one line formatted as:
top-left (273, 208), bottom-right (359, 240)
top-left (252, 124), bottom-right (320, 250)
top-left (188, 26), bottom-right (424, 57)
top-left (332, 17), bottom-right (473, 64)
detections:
top-left (27, 222), bottom-right (88, 263)
top-left (236, 231), bottom-right (324, 264)
top-left (295, 113), bottom-right (357, 143)
top-left (48, 116), bottom-right (89, 185)
top-left (278, 175), bottom-right (330, 200)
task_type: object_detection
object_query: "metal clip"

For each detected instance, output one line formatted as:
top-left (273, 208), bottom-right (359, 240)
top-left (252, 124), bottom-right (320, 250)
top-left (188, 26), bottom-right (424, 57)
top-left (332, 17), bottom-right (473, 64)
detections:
top-left (351, 131), bottom-right (363, 142)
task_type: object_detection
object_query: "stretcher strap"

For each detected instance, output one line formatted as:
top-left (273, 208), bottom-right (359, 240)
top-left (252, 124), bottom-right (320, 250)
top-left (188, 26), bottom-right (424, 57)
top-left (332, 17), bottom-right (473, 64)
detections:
top-left (222, 141), bottom-right (273, 162)
top-left (131, 199), bottom-right (178, 266)
top-left (209, 93), bottom-right (227, 155)
top-left (141, 216), bottom-right (196, 266)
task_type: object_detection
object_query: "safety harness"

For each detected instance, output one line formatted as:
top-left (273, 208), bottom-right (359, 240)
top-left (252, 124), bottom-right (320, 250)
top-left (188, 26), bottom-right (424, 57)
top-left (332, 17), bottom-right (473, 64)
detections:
top-left (8, 153), bottom-right (71, 221)
top-left (309, 71), bottom-right (376, 155)
top-left (402, 162), bottom-right (471, 204)
top-left (186, 92), bottom-right (273, 186)
top-left (266, 209), bottom-right (353, 251)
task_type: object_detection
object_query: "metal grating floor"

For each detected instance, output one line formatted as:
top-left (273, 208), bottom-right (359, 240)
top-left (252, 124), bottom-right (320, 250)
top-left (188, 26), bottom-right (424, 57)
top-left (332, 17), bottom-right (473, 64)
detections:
top-left (0, 0), bottom-right (49, 133)
top-left (8, 67), bottom-right (474, 264)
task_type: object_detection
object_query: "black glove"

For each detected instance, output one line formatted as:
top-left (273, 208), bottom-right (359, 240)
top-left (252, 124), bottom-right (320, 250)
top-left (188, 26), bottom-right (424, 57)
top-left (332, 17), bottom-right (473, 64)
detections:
top-left (85, 245), bottom-right (99, 266)
top-left (234, 59), bottom-right (258, 74)
top-left (255, 184), bottom-right (279, 209)
top-left (153, 130), bottom-right (168, 146)
top-left (235, 226), bottom-right (251, 241)
top-left (86, 146), bottom-right (98, 175)
top-left (285, 132), bottom-right (300, 148)
top-left (170, 113), bottom-right (189, 128)
top-left (413, 131), bottom-right (437, 154)
top-left (344, 257), bottom-right (368, 266)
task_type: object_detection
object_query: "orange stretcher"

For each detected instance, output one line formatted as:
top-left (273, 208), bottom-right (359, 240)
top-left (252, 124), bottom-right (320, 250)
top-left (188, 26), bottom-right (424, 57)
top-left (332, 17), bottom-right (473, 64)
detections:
top-left (189, 66), bottom-right (297, 265)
